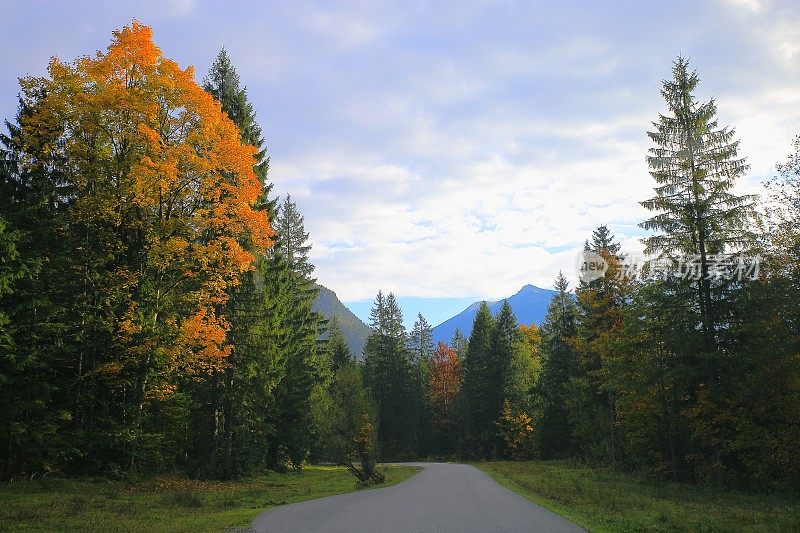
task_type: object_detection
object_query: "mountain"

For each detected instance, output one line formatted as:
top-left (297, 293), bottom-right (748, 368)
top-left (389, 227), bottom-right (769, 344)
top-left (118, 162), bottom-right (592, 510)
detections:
top-left (312, 284), bottom-right (371, 359)
top-left (431, 284), bottom-right (557, 344)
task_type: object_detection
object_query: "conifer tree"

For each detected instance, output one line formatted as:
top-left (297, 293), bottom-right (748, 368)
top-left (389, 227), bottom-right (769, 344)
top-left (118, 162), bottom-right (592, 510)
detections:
top-left (408, 313), bottom-right (434, 453)
top-left (450, 327), bottom-right (467, 357)
top-left (327, 317), bottom-right (353, 372)
top-left (641, 57), bottom-right (756, 353)
top-left (586, 224), bottom-right (621, 256)
top-left (266, 195), bottom-right (324, 469)
top-left (275, 195), bottom-right (315, 284)
top-left (571, 226), bottom-right (629, 463)
top-left (408, 313), bottom-right (434, 363)
top-left (536, 273), bottom-right (580, 458)
top-left (459, 301), bottom-right (495, 456)
top-left (488, 301), bottom-right (520, 454)
top-left (0, 99), bottom-right (73, 477)
top-left (639, 57), bottom-right (758, 480)
top-left (363, 291), bottom-right (418, 458)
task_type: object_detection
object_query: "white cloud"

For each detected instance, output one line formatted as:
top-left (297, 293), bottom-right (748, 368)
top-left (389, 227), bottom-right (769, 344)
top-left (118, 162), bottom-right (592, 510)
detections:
top-left (3, 0), bottom-right (799, 304)
top-left (167, 0), bottom-right (196, 16)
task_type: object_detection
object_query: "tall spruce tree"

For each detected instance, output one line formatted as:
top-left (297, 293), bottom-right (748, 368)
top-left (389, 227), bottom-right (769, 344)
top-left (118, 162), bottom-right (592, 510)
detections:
top-left (639, 57), bottom-right (758, 481)
top-left (327, 317), bottom-right (353, 372)
top-left (585, 224), bottom-right (621, 256)
top-left (459, 301), bottom-right (496, 457)
top-left (641, 56), bottom-right (756, 352)
top-left (450, 327), bottom-right (467, 357)
top-left (408, 313), bottom-right (434, 363)
top-left (571, 226), bottom-right (629, 463)
top-left (0, 102), bottom-right (70, 477)
top-left (363, 291), bottom-right (418, 458)
top-left (267, 195), bottom-right (324, 469)
top-left (275, 195), bottom-right (315, 284)
top-left (408, 313), bottom-right (434, 453)
top-left (189, 49), bottom-right (280, 478)
top-left (536, 273), bottom-right (580, 458)
top-left (488, 301), bottom-right (520, 453)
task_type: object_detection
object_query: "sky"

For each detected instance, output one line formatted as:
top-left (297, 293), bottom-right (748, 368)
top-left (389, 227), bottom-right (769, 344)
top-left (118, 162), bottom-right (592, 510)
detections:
top-left (2, 0), bottom-right (799, 327)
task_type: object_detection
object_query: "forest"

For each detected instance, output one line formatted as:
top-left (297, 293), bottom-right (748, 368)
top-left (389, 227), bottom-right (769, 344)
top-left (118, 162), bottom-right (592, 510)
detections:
top-left (0, 22), bottom-right (798, 496)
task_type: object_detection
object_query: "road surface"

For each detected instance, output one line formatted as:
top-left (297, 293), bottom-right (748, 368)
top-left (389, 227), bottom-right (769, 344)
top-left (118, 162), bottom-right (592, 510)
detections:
top-left (251, 462), bottom-right (583, 532)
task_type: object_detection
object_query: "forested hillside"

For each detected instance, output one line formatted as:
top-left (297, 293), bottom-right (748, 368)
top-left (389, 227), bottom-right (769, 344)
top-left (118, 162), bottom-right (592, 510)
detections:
top-left (0, 24), bottom-right (797, 497)
top-left (312, 285), bottom-right (370, 358)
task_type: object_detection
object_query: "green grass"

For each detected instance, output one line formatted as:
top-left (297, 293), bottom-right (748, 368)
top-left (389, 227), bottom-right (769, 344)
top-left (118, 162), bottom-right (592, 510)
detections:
top-left (477, 461), bottom-right (800, 532)
top-left (0, 465), bottom-right (419, 532)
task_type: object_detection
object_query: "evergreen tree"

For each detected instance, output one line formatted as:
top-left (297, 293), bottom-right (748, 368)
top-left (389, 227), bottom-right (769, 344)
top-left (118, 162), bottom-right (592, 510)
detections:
top-left (609, 279), bottom-right (700, 480)
top-left (0, 100), bottom-right (72, 477)
top-left (641, 56), bottom-right (756, 353)
top-left (586, 224), bottom-right (621, 256)
top-left (327, 317), bottom-right (353, 372)
top-left (407, 313), bottom-right (434, 452)
top-left (638, 57), bottom-right (759, 482)
top-left (275, 195), bottom-right (315, 284)
top-left (458, 302), bottom-right (495, 457)
top-left (536, 273), bottom-right (580, 458)
top-left (266, 195), bottom-right (324, 469)
top-left (488, 301), bottom-right (520, 454)
top-left (450, 327), bottom-right (467, 356)
top-left (187, 48), bottom-right (280, 478)
top-left (570, 226), bottom-right (629, 464)
top-left (0, 216), bottom-right (20, 351)
top-left (363, 291), bottom-right (418, 458)
top-left (315, 360), bottom-right (378, 472)
top-left (408, 313), bottom-right (434, 363)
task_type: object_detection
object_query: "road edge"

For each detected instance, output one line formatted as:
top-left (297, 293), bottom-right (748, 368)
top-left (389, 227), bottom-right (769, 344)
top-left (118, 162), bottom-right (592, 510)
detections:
top-left (474, 463), bottom-right (603, 533)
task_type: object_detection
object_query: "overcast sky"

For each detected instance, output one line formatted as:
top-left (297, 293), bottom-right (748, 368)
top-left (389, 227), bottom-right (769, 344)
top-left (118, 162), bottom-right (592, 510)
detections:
top-left (2, 0), bottom-right (799, 326)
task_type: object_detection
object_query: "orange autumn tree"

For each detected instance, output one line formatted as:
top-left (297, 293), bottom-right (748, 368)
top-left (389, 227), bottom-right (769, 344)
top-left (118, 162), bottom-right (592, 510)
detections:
top-left (18, 22), bottom-right (273, 411)
top-left (427, 342), bottom-right (461, 453)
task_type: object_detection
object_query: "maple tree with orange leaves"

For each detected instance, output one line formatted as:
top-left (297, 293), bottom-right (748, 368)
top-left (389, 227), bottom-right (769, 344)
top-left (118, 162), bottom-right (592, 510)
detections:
top-left (427, 342), bottom-right (461, 431)
top-left (17, 22), bottom-right (273, 404)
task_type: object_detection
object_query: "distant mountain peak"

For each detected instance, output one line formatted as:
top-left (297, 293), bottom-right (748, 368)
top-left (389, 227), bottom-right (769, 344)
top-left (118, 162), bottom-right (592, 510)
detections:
top-left (516, 283), bottom-right (548, 294)
top-left (431, 283), bottom-right (557, 344)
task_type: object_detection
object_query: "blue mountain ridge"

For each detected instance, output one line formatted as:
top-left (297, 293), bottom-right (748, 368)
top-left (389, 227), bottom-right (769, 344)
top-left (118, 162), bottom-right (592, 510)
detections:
top-left (431, 284), bottom-right (558, 345)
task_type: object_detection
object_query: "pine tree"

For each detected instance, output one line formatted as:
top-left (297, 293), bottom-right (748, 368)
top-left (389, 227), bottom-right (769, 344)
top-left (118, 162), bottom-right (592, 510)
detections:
top-left (459, 301), bottom-right (495, 457)
top-left (587, 224), bottom-right (621, 256)
top-left (363, 291), bottom-right (418, 458)
top-left (188, 48), bottom-right (281, 478)
top-left (571, 226), bottom-right (629, 463)
top-left (407, 313), bottom-right (434, 454)
top-left (488, 301), bottom-right (520, 454)
top-left (641, 56), bottom-right (756, 352)
top-left (0, 99), bottom-right (70, 477)
top-left (327, 317), bottom-right (353, 372)
top-left (536, 273), bottom-right (580, 458)
top-left (266, 194), bottom-right (324, 469)
top-left (408, 313), bottom-right (434, 363)
top-left (0, 216), bottom-right (20, 351)
top-left (450, 327), bottom-right (467, 357)
top-left (639, 57), bottom-right (759, 481)
top-left (275, 195), bottom-right (315, 284)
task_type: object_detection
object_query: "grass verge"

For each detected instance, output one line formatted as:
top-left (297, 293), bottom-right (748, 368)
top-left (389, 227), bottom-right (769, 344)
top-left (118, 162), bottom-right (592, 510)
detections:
top-left (0, 465), bottom-right (418, 532)
top-left (477, 461), bottom-right (799, 532)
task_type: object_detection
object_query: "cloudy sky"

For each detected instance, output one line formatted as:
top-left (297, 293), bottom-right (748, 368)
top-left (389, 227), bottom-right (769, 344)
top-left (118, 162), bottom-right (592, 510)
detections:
top-left (2, 0), bottom-right (799, 326)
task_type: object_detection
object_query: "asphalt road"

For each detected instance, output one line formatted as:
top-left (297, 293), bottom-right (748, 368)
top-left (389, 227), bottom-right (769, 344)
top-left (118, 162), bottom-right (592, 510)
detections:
top-left (251, 462), bottom-right (584, 532)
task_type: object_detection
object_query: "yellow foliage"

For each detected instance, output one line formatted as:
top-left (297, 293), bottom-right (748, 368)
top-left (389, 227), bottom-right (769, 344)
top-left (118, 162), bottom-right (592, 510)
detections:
top-left (17, 21), bottom-right (274, 400)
